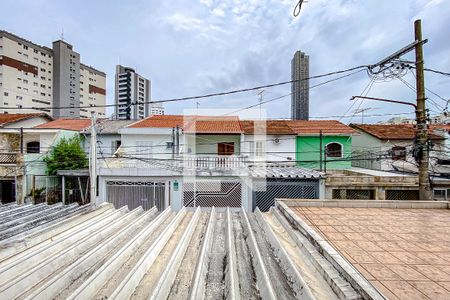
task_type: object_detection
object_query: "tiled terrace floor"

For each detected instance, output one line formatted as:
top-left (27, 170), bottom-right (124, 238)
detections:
top-left (293, 207), bottom-right (450, 300)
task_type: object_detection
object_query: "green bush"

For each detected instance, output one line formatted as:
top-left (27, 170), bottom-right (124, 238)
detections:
top-left (44, 135), bottom-right (88, 175)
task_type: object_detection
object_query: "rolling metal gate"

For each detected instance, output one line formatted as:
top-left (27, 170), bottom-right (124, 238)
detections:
top-left (106, 181), bottom-right (166, 211)
top-left (183, 180), bottom-right (242, 208)
top-left (253, 179), bottom-right (319, 212)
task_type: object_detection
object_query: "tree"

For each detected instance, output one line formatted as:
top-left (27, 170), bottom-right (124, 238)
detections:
top-left (44, 135), bottom-right (88, 175)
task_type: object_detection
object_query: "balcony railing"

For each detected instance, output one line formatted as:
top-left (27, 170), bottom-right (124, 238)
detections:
top-left (99, 155), bottom-right (247, 171)
top-left (183, 155), bottom-right (246, 170)
top-left (0, 153), bottom-right (18, 164)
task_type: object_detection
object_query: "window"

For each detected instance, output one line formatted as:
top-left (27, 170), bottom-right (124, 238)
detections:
top-left (433, 189), bottom-right (446, 200)
top-left (218, 142), bottom-right (235, 156)
top-left (4, 92), bottom-right (8, 96)
top-left (112, 140), bottom-right (122, 153)
top-left (391, 146), bottom-right (406, 161)
top-left (26, 141), bottom-right (40, 153)
top-left (326, 142), bottom-right (343, 158)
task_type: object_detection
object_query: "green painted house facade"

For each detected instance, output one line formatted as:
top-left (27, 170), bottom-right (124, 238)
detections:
top-left (296, 135), bottom-right (352, 170)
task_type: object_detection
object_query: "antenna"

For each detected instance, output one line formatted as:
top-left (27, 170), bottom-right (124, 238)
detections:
top-left (60, 27), bottom-right (64, 41)
top-left (257, 89), bottom-right (265, 120)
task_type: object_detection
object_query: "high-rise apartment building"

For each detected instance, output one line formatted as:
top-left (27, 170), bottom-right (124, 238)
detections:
top-left (0, 30), bottom-right (106, 118)
top-left (291, 51), bottom-right (309, 120)
top-left (115, 65), bottom-right (163, 120)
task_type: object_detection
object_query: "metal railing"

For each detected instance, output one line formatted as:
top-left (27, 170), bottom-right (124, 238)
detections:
top-left (99, 155), bottom-right (247, 171)
top-left (0, 153), bottom-right (18, 164)
top-left (183, 155), bottom-right (246, 170)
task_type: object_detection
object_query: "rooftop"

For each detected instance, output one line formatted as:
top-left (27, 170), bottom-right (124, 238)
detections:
top-left (183, 116), bottom-right (243, 134)
top-left (351, 123), bottom-right (445, 140)
top-left (286, 120), bottom-right (354, 135)
top-left (0, 113), bottom-right (51, 128)
top-left (0, 202), bottom-right (381, 299)
top-left (128, 115), bottom-right (184, 129)
top-left (85, 119), bottom-right (135, 134)
top-left (240, 120), bottom-right (295, 135)
top-left (128, 115), bottom-right (243, 133)
top-left (285, 199), bottom-right (450, 300)
top-left (35, 118), bottom-right (92, 131)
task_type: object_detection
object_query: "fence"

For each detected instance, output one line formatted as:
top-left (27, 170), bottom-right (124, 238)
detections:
top-left (106, 181), bottom-right (166, 211)
top-left (31, 176), bottom-right (62, 204)
top-left (253, 179), bottom-right (319, 212)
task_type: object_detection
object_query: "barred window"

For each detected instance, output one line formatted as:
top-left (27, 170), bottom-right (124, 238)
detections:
top-left (326, 142), bottom-right (343, 158)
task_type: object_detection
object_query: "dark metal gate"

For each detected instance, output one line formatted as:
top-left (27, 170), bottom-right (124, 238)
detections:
top-left (106, 181), bottom-right (166, 211)
top-left (253, 179), bottom-right (319, 212)
top-left (183, 180), bottom-right (242, 208)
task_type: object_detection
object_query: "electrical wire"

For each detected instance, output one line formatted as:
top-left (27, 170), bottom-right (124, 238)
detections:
top-left (0, 65), bottom-right (369, 111)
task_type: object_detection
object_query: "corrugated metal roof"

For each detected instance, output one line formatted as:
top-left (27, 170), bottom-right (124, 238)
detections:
top-left (249, 166), bottom-right (324, 178)
top-left (0, 202), bottom-right (379, 299)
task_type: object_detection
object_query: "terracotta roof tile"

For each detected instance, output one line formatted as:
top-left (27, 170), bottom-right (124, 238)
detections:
top-left (240, 120), bottom-right (295, 135)
top-left (127, 115), bottom-right (185, 129)
top-left (35, 118), bottom-right (92, 131)
top-left (286, 120), bottom-right (354, 135)
top-left (183, 116), bottom-right (242, 134)
top-left (0, 113), bottom-right (51, 127)
top-left (350, 124), bottom-right (444, 140)
top-left (128, 115), bottom-right (243, 133)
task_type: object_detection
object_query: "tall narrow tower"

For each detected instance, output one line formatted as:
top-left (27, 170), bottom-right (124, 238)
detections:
top-left (291, 51), bottom-right (309, 120)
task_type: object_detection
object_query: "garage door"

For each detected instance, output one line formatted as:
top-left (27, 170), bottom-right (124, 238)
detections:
top-left (253, 179), bottom-right (319, 212)
top-left (106, 181), bottom-right (166, 211)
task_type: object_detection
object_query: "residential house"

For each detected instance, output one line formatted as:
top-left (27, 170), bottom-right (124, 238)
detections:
top-left (0, 113), bottom-right (52, 203)
top-left (98, 115), bottom-right (326, 212)
top-left (350, 123), bottom-right (446, 172)
top-left (286, 120), bottom-right (354, 170)
top-left (83, 119), bottom-right (135, 157)
top-left (240, 120), bottom-right (296, 162)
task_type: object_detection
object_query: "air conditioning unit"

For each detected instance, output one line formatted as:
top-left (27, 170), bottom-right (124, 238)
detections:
top-left (273, 137), bottom-right (281, 144)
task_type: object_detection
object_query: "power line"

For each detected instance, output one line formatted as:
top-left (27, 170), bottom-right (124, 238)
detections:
top-left (424, 67), bottom-right (450, 77)
top-left (0, 65), bottom-right (369, 111)
top-left (224, 68), bottom-right (365, 116)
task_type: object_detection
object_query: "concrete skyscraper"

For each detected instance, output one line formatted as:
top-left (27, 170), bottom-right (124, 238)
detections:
top-left (0, 30), bottom-right (106, 118)
top-left (291, 51), bottom-right (309, 120)
top-left (114, 65), bottom-right (163, 120)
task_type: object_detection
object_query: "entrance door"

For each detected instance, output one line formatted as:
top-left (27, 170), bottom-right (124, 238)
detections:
top-left (0, 180), bottom-right (15, 203)
top-left (218, 142), bottom-right (235, 155)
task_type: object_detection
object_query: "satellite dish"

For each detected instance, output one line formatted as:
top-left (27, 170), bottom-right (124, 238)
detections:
top-left (273, 137), bottom-right (280, 144)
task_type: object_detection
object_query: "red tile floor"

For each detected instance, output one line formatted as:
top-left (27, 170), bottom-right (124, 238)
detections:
top-left (293, 207), bottom-right (450, 300)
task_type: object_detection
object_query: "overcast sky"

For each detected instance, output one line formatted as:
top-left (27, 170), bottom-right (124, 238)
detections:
top-left (1, 0), bottom-right (449, 123)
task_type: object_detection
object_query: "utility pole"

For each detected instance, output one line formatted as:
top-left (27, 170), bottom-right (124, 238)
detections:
top-left (414, 19), bottom-right (431, 200)
top-left (175, 125), bottom-right (180, 156)
top-left (19, 127), bottom-right (24, 153)
top-left (90, 112), bottom-right (97, 204)
top-left (319, 130), bottom-right (323, 172)
top-left (172, 127), bottom-right (175, 159)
